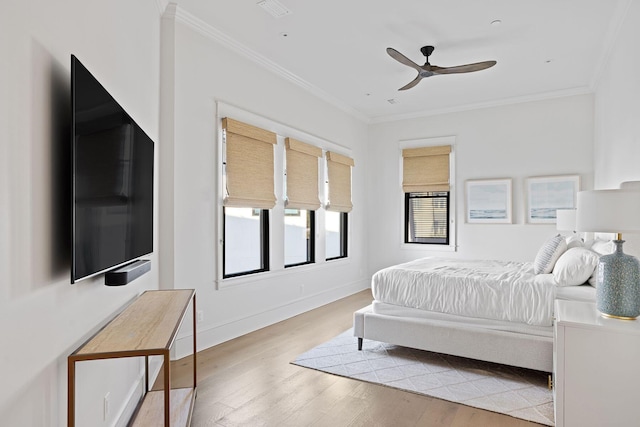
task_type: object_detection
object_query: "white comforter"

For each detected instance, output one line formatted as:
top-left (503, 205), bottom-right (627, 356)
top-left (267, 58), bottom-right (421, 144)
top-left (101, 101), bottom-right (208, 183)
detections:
top-left (372, 257), bottom-right (557, 326)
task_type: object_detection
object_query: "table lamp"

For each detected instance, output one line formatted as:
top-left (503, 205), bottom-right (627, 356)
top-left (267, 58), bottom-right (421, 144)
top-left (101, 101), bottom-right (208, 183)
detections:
top-left (576, 189), bottom-right (640, 319)
top-left (556, 209), bottom-right (577, 234)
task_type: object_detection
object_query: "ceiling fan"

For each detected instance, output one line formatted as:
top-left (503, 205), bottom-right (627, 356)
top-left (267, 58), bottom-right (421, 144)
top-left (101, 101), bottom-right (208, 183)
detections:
top-left (387, 45), bottom-right (497, 91)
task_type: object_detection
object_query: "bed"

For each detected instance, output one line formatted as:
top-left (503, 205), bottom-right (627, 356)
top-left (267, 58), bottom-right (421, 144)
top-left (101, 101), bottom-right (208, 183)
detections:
top-left (353, 237), bottom-right (603, 372)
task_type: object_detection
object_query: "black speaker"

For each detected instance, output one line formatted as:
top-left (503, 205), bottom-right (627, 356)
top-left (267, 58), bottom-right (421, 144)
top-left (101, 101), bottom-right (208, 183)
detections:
top-left (105, 259), bottom-right (151, 286)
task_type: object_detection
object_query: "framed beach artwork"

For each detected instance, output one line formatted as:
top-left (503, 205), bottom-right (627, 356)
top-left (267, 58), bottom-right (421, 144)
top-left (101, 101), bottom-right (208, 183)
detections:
top-left (466, 179), bottom-right (512, 223)
top-left (526, 175), bottom-right (580, 223)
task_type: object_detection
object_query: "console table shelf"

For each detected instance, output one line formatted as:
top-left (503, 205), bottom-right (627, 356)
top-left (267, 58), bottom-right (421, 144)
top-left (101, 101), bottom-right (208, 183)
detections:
top-left (68, 289), bottom-right (197, 427)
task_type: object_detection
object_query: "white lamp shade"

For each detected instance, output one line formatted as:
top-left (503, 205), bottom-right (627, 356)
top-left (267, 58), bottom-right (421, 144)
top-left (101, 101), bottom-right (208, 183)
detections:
top-left (576, 189), bottom-right (640, 233)
top-left (556, 209), bottom-right (577, 232)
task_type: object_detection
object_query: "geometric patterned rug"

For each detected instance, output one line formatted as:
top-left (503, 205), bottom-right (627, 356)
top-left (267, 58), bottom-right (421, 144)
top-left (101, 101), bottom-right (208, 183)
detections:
top-left (292, 330), bottom-right (554, 426)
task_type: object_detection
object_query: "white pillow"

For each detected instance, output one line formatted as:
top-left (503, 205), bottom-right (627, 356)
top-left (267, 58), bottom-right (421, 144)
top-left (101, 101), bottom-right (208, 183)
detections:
top-left (565, 235), bottom-right (583, 249)
top-left (553, 247), bottom-right (600, 286)
top-left (534, 234), bottom-right (568, 274)
top-left (586, 239), bottom-right (614, 255)
top-left (588, 270), bottom-right (600, 287)
top-left (588, 262), bottom-right (604, 287)
top-left (586, 240), bottom-right (610, 286)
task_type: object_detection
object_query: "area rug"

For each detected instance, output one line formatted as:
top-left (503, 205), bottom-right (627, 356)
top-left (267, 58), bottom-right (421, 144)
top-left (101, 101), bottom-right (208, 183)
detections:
top-left (292, 330), bottom-right (554, 426)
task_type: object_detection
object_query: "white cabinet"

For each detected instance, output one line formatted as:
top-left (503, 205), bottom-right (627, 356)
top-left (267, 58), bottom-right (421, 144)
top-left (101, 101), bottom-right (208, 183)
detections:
top-left (554, 300), bottom-right (640, 427)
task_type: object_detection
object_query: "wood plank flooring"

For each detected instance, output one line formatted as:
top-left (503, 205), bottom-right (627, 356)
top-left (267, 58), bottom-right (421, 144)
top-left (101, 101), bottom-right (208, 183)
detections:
top-left (171, 290), bottom-right (543, 426)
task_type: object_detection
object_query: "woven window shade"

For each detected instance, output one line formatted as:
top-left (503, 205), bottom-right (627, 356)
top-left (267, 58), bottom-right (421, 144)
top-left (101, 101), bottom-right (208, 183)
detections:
top-left (326, 151), bottom-right (355, 212)
top-left (223, 117), bottom-right (277, 209)
top-left (285, 138), bottom-right (322, 210)
top-left (402, 145), bottom-right (451, 193)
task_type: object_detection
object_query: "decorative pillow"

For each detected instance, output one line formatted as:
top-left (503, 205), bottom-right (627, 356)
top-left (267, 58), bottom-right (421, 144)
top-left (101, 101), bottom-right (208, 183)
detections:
top-left (588, 239), bottom-right (615, 256)
top-left (552, 247), bottom-right (600, 286)
top-left (565, 235), bottom-right (583, 250)
top-left (534, 234), bottom-right (567, 274)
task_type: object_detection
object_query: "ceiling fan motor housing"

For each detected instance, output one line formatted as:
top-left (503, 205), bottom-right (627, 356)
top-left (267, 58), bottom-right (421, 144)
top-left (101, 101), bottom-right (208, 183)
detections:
top-left (420, 45), bottom-right (435, 58)
top-left (420, 46), bottom-right (435, 75)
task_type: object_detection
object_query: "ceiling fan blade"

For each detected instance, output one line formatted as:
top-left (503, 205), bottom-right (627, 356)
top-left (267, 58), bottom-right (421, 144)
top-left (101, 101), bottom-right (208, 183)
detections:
top-left (398, 74), bottom-right (423, 91)
top-left (431, 60), bottom-right (497, 75)
top-left (387, 47), bottom-right (424, 72)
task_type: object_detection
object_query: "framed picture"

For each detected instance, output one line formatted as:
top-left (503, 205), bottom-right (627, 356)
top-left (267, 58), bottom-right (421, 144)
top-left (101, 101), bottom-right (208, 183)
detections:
top-left (526, 175), bottom-right (580, 223)
top-left (466, 179), bottom-right (512, 223)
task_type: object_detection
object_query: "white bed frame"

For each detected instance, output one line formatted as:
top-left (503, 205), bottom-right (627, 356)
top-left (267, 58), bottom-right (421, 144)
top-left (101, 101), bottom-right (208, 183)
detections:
top-left (353, 304), bottom-right (553, 372)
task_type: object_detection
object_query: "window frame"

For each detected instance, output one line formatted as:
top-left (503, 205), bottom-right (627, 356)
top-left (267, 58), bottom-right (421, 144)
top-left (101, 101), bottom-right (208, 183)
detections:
top-left (404, 191), bottom-right (450, 245)
top-left (398, 136), bottom-right (457, 252)
top-left (222, 207), bottom-right (270, 278)
top-left (326, 211), bottom-right (348, 261)
top-left (284, 209), bottom-right (316, 268)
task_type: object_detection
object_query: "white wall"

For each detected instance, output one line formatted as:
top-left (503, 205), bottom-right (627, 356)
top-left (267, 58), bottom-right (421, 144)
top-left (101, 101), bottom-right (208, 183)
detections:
top-left (366, 95), bottom-right (594, 275)
top-left (593, 0), bottom-right (640, 255)
top-left (1, 0), bottom-right (161, 425)
top-left (162, 8), bottom-right (370, 354)
top-left (594, 0), bottom-right (640, 189)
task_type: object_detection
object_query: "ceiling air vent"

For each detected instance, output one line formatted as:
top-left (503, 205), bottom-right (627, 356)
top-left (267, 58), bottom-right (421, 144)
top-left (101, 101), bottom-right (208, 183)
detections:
top-left (257, 0), bottom-right (292, 18)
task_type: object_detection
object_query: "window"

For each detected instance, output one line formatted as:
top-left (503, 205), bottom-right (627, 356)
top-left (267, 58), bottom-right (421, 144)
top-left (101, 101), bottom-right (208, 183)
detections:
top-left (222, 118), bottom-right (276, 277)
top-left (218, 108), bottom-right (357, 283)
top-left (223, 207), bottom-right (269, 277)
top-left (402, 144), bottom-right (452, 246)
top-left (325, 210), bottom-right (348, 259)
top-left (405, 192), bottom-right (449, 244)
top-left (284, 138), bottom-right (321, 268)
top-left (284, 209), bottom-right (315, 267)
top-left (325, 151), bottom-right (353, 260)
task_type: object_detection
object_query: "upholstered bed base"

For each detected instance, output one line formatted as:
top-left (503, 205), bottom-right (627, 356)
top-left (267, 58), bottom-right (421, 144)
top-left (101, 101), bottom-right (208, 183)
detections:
top-left (353, 304), bottom-right (553, 373)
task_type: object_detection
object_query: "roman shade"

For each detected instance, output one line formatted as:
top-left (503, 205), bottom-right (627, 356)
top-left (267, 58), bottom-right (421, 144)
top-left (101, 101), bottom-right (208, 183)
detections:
top-left (325, 151), bottom-right (355, 212)
top-left (223, 117), bottom-right (277, 209)
top-left (402, 145), bottom-right (451, 193)
top-left (285, 137), bottom-right (322, 210)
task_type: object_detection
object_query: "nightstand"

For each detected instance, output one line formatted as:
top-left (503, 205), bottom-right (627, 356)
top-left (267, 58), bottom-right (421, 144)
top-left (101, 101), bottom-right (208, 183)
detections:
top-left (553, 299), bottom-right (640, 427)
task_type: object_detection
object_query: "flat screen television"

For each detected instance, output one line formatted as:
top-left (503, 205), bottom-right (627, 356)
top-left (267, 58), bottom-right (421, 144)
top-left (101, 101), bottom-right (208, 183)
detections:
top-left (71, 55), bottom-right (154, 284)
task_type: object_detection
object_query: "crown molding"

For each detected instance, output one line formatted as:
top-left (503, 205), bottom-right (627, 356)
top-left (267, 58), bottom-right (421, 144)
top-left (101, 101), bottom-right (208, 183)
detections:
top-left (369, 86), bottom-right (594, 124)
top-left (589, 0), bottom-right (633, 91)
top-left (170, 6), bottom-right (371, 124)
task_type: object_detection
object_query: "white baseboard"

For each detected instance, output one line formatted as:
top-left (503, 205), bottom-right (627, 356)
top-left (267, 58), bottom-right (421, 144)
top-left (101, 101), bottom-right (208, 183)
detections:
top-left (173, 278), bottom-right (368, 359)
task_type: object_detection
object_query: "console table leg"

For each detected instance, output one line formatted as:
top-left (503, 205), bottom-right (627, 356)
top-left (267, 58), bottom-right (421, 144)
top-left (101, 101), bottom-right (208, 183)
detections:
top-left (164, 351), bottom-right (170, 427)
top-left (67, 359), bottom-right (75, 427)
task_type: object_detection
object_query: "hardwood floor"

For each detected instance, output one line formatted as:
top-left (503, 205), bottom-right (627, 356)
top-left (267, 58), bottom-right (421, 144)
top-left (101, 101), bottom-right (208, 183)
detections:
top-left (172, 290), bottom-right (542, 427)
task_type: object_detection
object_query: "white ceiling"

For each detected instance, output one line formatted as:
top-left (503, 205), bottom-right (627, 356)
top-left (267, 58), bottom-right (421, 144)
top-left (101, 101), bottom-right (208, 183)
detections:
top-left (173, 0), bottom-right (628, 123)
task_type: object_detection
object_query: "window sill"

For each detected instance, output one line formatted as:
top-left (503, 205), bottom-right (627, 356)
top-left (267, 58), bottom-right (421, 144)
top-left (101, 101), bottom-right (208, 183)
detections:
top-left (400, 243), bottom-right (457, 252)
top-left (216, 257), bottom-right (351, 290)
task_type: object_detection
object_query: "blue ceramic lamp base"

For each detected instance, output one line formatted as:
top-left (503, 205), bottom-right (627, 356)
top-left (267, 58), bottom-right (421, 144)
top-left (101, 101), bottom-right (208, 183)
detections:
top-left (596, 240), bottom-right (640, 320)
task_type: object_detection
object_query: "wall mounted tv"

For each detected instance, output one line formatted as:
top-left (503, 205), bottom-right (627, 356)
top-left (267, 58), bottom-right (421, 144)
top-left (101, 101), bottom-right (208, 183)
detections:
top-left (71, 55), bottom-right (154, 284)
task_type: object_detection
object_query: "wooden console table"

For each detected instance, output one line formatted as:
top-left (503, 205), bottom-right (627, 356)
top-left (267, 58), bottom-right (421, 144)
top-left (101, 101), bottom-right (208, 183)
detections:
top-left (68, 289), bottom-right (197, 427)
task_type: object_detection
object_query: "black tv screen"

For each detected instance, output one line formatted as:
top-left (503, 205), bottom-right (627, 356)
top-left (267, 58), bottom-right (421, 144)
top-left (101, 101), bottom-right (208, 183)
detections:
top-left (71, 55), bottom-right (154, 283)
